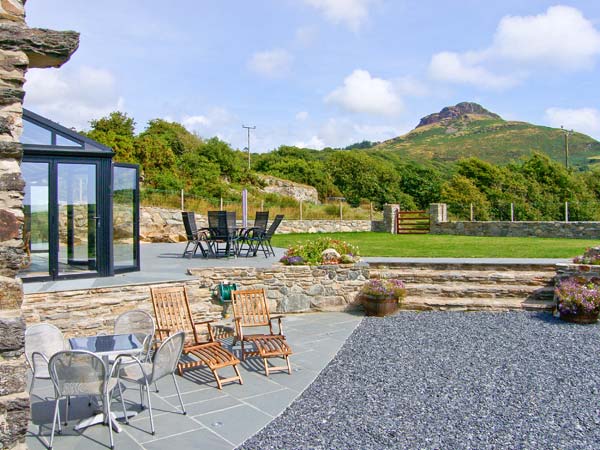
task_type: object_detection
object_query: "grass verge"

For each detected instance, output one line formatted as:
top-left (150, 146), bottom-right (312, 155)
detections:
top-left (271, 232), bottom-right (597, 258)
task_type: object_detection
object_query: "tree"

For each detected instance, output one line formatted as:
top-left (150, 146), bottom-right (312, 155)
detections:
top-left (86, 111), bottom-right (136, 163)
top-left (441, 175), bottom-right (491, 220)
top-left (139, 119), bottom-right (202, 157)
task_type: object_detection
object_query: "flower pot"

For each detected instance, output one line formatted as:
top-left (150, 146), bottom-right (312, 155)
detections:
top-left (361, 294), bottom-right (399, 317)
top-left (559, 311), bottom-right (599, 324)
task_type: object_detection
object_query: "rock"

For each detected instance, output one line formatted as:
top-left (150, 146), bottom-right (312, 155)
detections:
top-left (416, 102), bottom-right (501, 128)
top-left (259, 174), bottom-right (319, 204)
top-left (321, 248), bottom-right (340, 264)
top-left (0, 314), bottom-right (24, 352)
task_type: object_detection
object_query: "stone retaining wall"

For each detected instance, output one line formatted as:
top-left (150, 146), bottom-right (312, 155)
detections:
top-left (430, 221), bottom-right (600, 239)
top-left (138, 206), bottom-right (373, 242)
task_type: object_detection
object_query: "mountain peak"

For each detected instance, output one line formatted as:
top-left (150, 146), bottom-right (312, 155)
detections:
top-left (416, 102), bottom-right (502, 128)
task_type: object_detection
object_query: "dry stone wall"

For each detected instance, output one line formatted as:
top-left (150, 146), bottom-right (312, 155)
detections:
top-left (430, 221), bottom-right (600, 239)
top-left (137, 206), bottom-right (373, 242)
top-left (0, 2), bottom-right (79, 448)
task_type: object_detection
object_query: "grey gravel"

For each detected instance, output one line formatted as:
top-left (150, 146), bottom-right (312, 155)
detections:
top-left (239, 311), bottom-right (600, 450)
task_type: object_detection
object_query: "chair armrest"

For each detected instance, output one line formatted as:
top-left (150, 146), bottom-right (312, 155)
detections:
top-left (193, 319), bottom-right (215, 325)
top-left (155, 327), bottom-right (171, 333)
top-left (269, 316), bottom-right (284, 335)
top-left (31, 351), bottom-right (49, 373)
top-left (110, 354), bottom-right (149, 386)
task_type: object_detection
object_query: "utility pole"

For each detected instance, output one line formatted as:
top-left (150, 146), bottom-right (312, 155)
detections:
top-left (242, 125), bottom-right (256, 170)
top-left (561, 125), bottom-right (573, 169)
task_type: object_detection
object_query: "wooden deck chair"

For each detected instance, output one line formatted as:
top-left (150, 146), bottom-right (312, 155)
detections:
top-left (150, 286), bottom-right (243, 389)
top-left (231, 288), bottom-right (292, 376)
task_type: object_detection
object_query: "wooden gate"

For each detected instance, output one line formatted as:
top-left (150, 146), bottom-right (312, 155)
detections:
top-left (396, 210), bottom-right (430, 234)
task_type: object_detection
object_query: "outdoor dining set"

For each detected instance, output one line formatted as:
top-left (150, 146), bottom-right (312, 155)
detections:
top-left (182, 210), bottom-right (284, 259)
top-left (25, 286), bottom-right (293, 449)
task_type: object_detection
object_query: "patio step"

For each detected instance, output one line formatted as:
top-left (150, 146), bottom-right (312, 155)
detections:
top-left (371, 262), bottom-right (557, 311)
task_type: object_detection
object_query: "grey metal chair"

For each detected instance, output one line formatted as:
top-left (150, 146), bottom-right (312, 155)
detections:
top-left (25, 323), bottom-right (67, 393)
top-left (116, 331), bottom-right (186, 436)
top-left (48, 350), bottom-right (122, 450)
top-left (238, 211), bottom-right (269, 257)
top-left (114, 310), bottom-right (155, 362)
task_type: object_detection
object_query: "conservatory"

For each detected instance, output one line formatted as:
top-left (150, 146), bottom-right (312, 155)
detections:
top-left (19, 109), bottom-right (140, 281)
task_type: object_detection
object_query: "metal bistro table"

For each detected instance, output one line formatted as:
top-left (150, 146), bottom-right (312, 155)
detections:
top-left (69, 333), bottom-right (144, 433)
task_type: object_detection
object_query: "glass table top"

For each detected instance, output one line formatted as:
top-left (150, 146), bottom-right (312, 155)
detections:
top-left (69, 333), bottom-right (143, 355)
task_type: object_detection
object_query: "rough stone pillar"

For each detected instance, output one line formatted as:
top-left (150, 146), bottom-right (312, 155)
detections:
top-left (0, 1), bottom-right (79, 448)
top-left (429, 203), bottom-right (448, 223)
top-left (383, 204), bottom-right (400, 234)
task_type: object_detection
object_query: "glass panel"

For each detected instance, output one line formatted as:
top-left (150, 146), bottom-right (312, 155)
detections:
top-left (20, 162), bottom-right (50, 278)
top-left (57, 163), bottom-right (98, 275)
top-left (55, 133), bottom-right (83, 147)
top-left (113, 166), bottom-right (137, 269)
top-left (21, 119), bottom-right (52, 145)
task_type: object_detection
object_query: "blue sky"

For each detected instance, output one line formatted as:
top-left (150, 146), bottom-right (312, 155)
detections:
top-left (24, 1), bottom-right (600, 152)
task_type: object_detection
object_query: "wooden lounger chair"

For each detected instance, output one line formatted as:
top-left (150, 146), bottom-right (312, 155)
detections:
top-left (150, 286), bottom-right (243, 389)
top-left (231, 288), bottom-right (292, 376)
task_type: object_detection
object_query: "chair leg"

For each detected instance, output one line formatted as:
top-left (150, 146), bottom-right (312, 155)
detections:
top-left (212, 369), bottom-right (223, 390)
top-left (263, 358), bottom-right (270, 376)
top-left (64, 395), bottom-right (69, 426)
top-left (144, 383), bottom-right (155, 435)
top-left (286, 356), bottom-right (292, 375)
top-left (139, 384), bottom-right (144, 410)
top-left (171, 373), bottom-right (186, 415)
top-left (241, 341), bottom-right (246, 361)
top-left (154, 381), bottom-right (159, 393)
top-left (118, 380), bottom-right (128, 424)
top-left (105, 393), bottom-right (114, 450)
top-left (234, 365), bottom-right (243, 385)
top-left (29, 374), bottom-right (35, 394)
top-left (49, 398), bottom-right (61, 450)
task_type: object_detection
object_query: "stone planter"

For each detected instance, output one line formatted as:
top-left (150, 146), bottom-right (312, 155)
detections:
top-left (559, 311), bottom-right (599, 325)
top-left (360, 294), bottom-right (399, 317)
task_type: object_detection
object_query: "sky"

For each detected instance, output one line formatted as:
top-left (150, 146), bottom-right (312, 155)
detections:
top-left (24, 0), bottom-right (600, 152)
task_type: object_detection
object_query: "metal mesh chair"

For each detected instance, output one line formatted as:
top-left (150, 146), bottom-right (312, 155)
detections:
top-left (181, 211), bottom-right (209, 258)
top-left (116, 331), bottom-right (186, 435)
top-left (114, 310), bottom-right (155, 362)
top-left (252, 214), bottom-right (284, 257)
top-left (48, 350), bottom-right (121, 450)
top-left (25, 323), bottom-right (67, 393)
top-left (238, 211), bottom-right (269, 257)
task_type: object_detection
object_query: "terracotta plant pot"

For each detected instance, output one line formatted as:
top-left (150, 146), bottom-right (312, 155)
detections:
top-left (361, 294), bottom-right (399, 317)
top-left (559, 311), bottom-right (600, 324)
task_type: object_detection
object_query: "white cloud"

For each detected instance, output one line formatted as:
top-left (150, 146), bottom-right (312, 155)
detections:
top-left (395, 76), bottom-right (429, 97)
top-left (295, 111), bottom-right (309, 121)
top-left (303, 0), bottom-right (374, 31)
top-left (181, 107), bottom-right (235, 140)
top-left (24, 66), bottom-right (124, 130)
top-left (493, 5), bottom-right (600, 70)
top-left (294, 135), bottom-right (325, 149)
top-left (545, 107), bottom-right (600, 138)
top-left (248, 49), bottom-right (293, 78)
top-left (429, 51), bottom-right (519, 90)
top-left (295, 25), bottom-right (319, 47)
top-left (428, 5), bottom-right (600, 90)
top-left (325, 69), bottom-right (402, 116)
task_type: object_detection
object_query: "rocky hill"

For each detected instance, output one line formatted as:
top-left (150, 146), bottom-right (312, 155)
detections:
top-left (374, 102), bottom-right (600, 168)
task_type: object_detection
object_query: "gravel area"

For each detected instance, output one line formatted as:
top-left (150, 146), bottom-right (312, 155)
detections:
top-left (239, 311), bottom-right (600, 450)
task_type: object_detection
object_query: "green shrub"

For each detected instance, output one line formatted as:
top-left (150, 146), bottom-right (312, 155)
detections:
top-left (280, 237), bottom-right (360, 265)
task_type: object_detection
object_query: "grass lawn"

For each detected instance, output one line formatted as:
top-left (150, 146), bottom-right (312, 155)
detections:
top-left (271, 232), bottom-right (598, 258)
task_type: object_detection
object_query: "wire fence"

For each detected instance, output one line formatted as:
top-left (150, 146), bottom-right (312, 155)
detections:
top-left (448, 201), bottom-right (600, 222)
top-left (140, 188), bottom-right (383, 221)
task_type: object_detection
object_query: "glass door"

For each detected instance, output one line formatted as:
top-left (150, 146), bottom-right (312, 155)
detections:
top-left (57, 163), bottom-right (99, 276)
top-left (21, 162), bottom-right (50, 279)
top-left (113, 164), bottom-right (139, 272)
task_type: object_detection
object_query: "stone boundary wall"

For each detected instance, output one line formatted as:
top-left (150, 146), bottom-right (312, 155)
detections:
top-left (430, 221), bottom-right (600, 239)
top-left (139, 207), bottom-right (373, 242)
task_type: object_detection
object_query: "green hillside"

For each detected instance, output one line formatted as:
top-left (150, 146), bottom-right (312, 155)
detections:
top-left (373, 104), bottom-right (600, 168)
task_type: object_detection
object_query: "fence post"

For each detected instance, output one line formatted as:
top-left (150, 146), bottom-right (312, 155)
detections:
top-left (180, 189), bottom-right (184, 211)
top-left (370, 202), bottom-right (373, 221)
top-left (470, 203), bottom-right (474, 222)
top-left (260, 200), bottom-right (264, 211)
top-left (339, 200), bottom-right (343, 221)
top-left (300, 200), bottom-right (303, 221)
top-left (220, 197), bottom-right (223, 211)
top-left (565, 201), bottom-right (569, 223)
top-left (510, 203), bottom-right (514, 222)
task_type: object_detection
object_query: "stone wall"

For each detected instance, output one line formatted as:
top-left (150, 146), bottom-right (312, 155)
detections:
top-left (137, 206), bottom-right (373, 242)
top-left (0, 2), bottom-right (79, 448)
top-left (22, 280), bottom-right (222, 338)
top-left (430, 220), bottom-right (600, 239)
top-left (190, 264), bottom-right (369, 312)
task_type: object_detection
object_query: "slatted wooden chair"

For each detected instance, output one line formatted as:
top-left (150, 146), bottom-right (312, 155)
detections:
top-left (231, 288), bottom-right (292, 376)
top-left (150, 286), bottom-right (243, 389)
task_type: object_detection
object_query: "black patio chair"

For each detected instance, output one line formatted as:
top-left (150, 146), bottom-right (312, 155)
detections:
top-left (238, 211), bottom-right (269, 257)
top-left (206, 211), bottom-right (239, 257)
top-left (181, 211), bottom-right (209, 258)
top-left (251, 214), bottom-right (284, 257)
